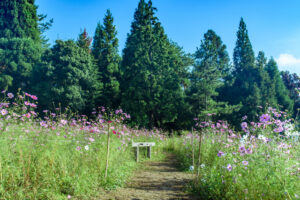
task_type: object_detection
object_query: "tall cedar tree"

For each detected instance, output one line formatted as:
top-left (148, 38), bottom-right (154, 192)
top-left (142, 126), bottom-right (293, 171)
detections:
top-left (77, 28), bottom-right (92, 53)
top-left (281, 71), bottom-right (300, 118)
top-left (92, 10), bottom-right (121, 109)
top-left (187, 30), bottom-right (233, 120)
top-left (0, 0), bottom-right (42, 91)
top-left (265, 58), bottom-right (293, 112)
top-left (32, 40), bottom-right (100, 113)
top-left (0, 38), bottom-right (41, 91)
top-left (255, 51), bottom-right (277, 109)
top-left (121, 0), bottom-right (190, 129)
top-left (229, 18), bottom-right (263, 124)
top-left (0, 0), bottom-right (40, 42)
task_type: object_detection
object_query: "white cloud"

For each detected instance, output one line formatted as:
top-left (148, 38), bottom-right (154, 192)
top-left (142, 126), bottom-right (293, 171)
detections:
top-left (275, 54), bottom-right (300, 75)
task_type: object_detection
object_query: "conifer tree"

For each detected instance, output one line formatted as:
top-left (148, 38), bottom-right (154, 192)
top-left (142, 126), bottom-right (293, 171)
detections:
top-left (187, 30), bottom-right (231, 120)
top-left (265, 58), bottom-right (293, 112)
top-left (33, 40), bottom-right (100, 113)
top-left (0, 0), bottom-right (40, 42)
top-left (229, 18), bottom-right (262, 123)
top-left (0, 0), bottom-right (42, 91)
top-left (0, 38), bottom-right (41, 91)
top-left (255, 51), bottom-right (277, 109)
top-left (77, 28), bottom-right (92, 53)
top-left (121, 0), bottom-right (189, 129)
top-left (92, 10), bottom-right (121, 109)
top-left (281, 71), bottom-right (300, 117)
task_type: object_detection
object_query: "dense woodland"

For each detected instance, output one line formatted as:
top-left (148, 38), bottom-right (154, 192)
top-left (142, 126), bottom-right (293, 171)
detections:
top-left (0, 0), bottom-right (299, 130)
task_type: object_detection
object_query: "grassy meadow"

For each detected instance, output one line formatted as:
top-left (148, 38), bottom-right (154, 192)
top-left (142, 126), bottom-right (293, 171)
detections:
top-left (0, 91), bottom-right (299, 200)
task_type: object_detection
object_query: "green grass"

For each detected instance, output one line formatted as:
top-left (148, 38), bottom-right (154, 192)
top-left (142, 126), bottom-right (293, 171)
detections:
top-left (0, 123), bottom-right (166, 200)
top-left (165, 131), bottom-right (300, 200)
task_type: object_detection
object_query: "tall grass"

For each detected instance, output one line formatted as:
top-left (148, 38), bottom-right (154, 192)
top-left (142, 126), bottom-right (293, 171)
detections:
top-left (166, 112), bottom-right (300, 200)
top-left (0, 91), bottom-right (166, 199)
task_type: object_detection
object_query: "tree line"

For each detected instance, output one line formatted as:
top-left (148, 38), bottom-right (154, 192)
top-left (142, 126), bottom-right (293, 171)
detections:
top-left (0, 0), bottom-right (299, 130)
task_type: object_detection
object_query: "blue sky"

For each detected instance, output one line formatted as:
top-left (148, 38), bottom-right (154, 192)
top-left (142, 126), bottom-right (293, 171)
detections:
top-left (36, 0), bottom-right (300, 75)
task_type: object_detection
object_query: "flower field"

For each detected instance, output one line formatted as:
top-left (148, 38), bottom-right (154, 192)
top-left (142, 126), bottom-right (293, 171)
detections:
top-left (166, 112), bottom-right (300, 200)
top-left (0, 91), bottom-right (299, 199)
top-left (0, 91), bottom-right (166, 199)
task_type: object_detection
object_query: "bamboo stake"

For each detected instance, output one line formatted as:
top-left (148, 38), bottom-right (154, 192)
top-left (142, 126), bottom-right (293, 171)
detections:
top-left (197, 130), bottom-right (202, 178)
top-left (192, 128), bottom-right (195, 169)
top-left (104, 123), bottom-right (110, 179)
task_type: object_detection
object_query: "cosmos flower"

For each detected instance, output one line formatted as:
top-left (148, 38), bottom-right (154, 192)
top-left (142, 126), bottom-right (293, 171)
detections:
top-left (7, 93), bottom-right (14, 99)
top-left (1, 109), bottom-right (8, 115)
top-left (217, 151), bottom-right (225, 157)
top-left (260, 114), bottom-right (270, 123)
top-left (241, 122), bottom-right (248, 129)
top-left (227, 164), bottom-right (232, 172)
top-left (242, 161), bottom-right (249, 166)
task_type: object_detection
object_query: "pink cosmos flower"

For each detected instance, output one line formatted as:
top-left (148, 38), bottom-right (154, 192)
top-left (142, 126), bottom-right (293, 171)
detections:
top-left (241, 122), bottom-right (248, 129)
top-left (274, 126), bottom-right (284, 133)
top-left (30, 103), bottom-right (37, 108)
top-left (217, 151), bottom-right (225, 157)
top-left (246, 147), bottom-right (253, 154)
top-left (40, 121), bottom-right (48, 128)
top-left (242, 161), bottom-right (249, 166)
top-left (60, 119), bottom-right (68, 125)
top-left (1, 109), bottom-right (8, 115)
top-left (31, 95), bottom-right (38, 100)
top-left (260, 114), bottom-right (270, 123)
top-left (7, 93), bottom-right (14, 99)
top-left (227, 164), bottom-right (232, 172)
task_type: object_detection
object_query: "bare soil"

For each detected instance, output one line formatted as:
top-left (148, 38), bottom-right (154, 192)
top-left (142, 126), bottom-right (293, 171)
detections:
top-left (98, 154), bottom-right (198, 200)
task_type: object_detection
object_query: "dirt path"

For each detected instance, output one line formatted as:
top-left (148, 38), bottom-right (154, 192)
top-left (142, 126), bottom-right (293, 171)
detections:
top-left (99, 154), bottom-right (198, 200)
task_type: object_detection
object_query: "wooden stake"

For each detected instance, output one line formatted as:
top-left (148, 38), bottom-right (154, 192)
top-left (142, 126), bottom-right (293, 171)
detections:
top-left (147, 146), bottom-right (151, 159)
top-left (197, 131), bottom-right (202, 178)
top-left (136, 146), bottom-right (139, 162)
top-left (104, 123), bottom-right (110, 179)
top-left (192, 128), bottom-right (195, 169)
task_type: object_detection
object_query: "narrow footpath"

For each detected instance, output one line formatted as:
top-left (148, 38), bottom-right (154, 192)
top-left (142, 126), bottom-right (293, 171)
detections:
top-left (99, 154), bottom-right (198, 200)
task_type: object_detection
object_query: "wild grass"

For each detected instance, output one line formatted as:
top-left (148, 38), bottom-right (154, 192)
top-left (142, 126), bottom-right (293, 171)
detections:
top-left (0, 123), bottom-right (165, 199)
top-left (166, 117), bottom-right (300, 200)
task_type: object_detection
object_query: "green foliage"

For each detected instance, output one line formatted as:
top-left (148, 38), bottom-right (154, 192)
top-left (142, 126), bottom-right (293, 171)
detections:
top-left (0, 38), bottom-right (42, 91)
top-left (92, 10), bottom-right (121, 109)
top-left (167, 130), bottom-right (300, 200)
top-left (281, 71), bottom-right (300, 118)
top-left (187, 30), bottom-right (233, 120)
top-left (0, 93), bottom-right (166, 199)
top-left (265, 58), bottom-right (294, 112)
top-left (255, 51), bottom-right (277, 109)
top-left (0, 123), bottom-right (165, 199)
top-left (121, 0), bottom-right (190, 130)
top-left (225, 18), bottom-right (264, 124)
top-left (0, 0), bottom-right (40, 42)
top-left (0, 0), bottom-right (296, 131)
top-left (33, 40), bottom-right (101, 113)
top-left (77, 28), bottom-right (92, 53)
